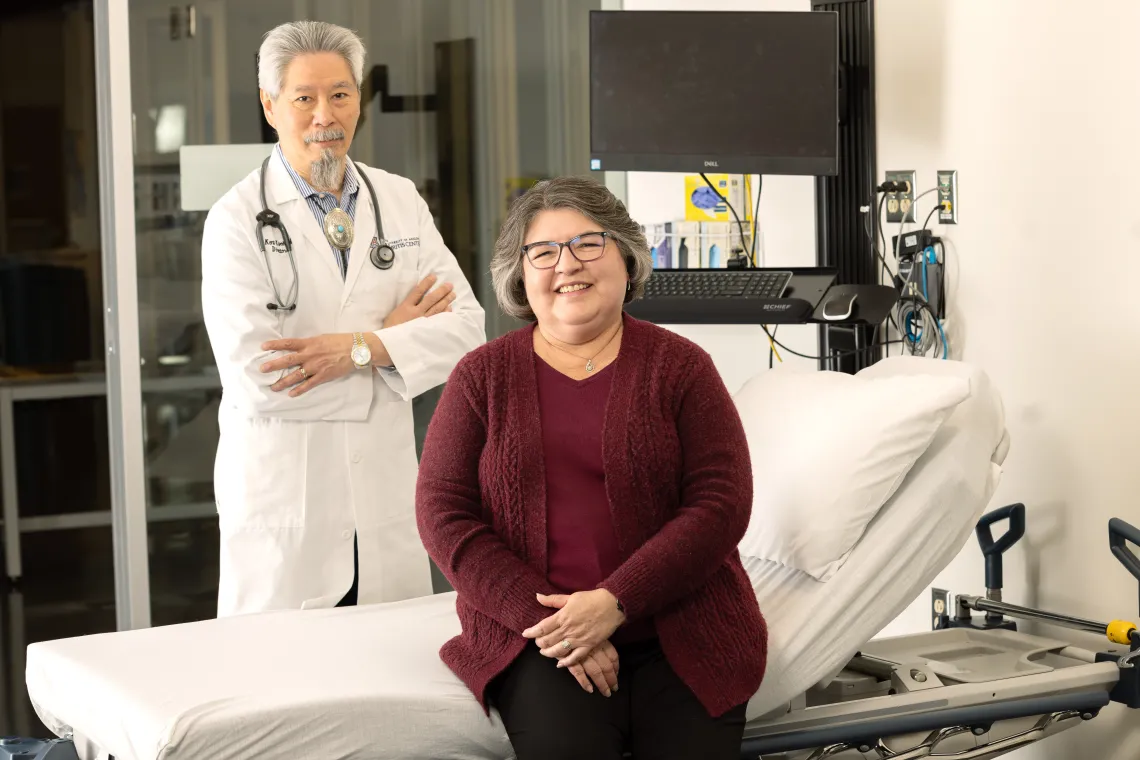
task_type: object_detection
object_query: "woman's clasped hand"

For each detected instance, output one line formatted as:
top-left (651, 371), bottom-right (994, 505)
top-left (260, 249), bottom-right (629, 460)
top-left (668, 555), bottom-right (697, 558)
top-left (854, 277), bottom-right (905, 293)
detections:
top-left (523, 589), bottom-right (627, 696)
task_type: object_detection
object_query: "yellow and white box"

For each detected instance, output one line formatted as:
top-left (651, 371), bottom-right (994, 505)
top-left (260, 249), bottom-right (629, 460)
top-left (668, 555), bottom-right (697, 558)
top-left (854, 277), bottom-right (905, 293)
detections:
top-left (684, 174), bottom-right (751, 223)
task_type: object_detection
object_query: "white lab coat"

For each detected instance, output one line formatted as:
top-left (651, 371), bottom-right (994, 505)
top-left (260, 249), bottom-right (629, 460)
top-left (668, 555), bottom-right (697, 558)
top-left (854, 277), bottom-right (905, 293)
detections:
top-left (201, 149), bottom-right (485, 616)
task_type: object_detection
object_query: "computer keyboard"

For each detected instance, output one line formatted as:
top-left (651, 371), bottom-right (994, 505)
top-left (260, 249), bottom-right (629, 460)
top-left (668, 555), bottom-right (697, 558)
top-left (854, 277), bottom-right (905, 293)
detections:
top-left (626, 268), bottom-right (806, 325)
top-left (642, 269), bottom-right (793, 300)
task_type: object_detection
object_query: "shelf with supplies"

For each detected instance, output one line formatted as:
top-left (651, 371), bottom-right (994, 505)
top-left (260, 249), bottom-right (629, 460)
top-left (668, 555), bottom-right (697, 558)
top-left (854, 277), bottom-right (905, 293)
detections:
top-left (626, 267), bottom-right (898, 327)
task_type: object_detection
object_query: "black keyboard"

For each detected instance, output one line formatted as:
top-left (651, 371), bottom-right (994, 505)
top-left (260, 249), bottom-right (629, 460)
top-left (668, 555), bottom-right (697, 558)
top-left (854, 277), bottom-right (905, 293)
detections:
top-left (643, 269), bottom-right (793, 300)
top-left (627, 269), bottom-right (807, 325)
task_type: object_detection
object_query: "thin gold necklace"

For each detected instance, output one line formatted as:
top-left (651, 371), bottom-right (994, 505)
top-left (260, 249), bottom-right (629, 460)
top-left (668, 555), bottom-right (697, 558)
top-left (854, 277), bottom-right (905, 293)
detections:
top-left (538, 323), bottom-right (622, 373)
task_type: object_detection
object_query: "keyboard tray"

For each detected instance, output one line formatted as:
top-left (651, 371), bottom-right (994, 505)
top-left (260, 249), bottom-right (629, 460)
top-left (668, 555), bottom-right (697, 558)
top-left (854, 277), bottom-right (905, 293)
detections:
top-left (626, 267), bottom-right (837, 325)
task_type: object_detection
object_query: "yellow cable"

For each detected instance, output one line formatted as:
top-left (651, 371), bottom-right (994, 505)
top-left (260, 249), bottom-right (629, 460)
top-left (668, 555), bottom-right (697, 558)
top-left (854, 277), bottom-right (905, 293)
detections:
top-left (748, 173), bottom-right (778, 361)
top-left (746, 175), bottom-right (759, 266)
top-left (745, 174), bottom-right (778, 360)
top-left (765, 326), bottom-right (782, 363)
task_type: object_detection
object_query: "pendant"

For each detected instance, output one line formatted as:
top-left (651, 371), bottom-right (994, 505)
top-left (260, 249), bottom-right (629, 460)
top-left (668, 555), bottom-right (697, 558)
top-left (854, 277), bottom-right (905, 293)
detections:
top-left (323, 207), bottom-right (354, 251)
top-left (586, 359), bottom-right (595, 373)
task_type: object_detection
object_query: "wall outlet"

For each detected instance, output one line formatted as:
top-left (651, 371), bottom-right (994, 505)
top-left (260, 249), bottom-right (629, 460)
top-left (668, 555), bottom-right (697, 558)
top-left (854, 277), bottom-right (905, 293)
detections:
top-left (885, 170), bottom-right (916, 224)
top-left (932, 587), bottom-right (952, 630)
top-left (937, 170), bottom-right (958, 224)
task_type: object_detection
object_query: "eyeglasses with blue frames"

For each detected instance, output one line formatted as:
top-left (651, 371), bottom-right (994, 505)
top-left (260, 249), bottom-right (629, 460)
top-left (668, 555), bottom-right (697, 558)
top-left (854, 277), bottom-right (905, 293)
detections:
top-left (521, 231), bottom-right (609, 269)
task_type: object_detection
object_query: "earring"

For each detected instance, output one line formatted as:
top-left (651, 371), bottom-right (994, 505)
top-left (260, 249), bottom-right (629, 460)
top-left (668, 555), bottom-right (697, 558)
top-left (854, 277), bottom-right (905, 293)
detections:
top-left (626, 281), bottom-right (631, 291)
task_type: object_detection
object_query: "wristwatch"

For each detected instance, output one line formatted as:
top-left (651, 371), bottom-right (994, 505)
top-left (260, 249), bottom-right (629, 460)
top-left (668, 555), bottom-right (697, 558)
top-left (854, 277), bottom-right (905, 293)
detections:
top-left (350, 332), bottom-right (372, 369)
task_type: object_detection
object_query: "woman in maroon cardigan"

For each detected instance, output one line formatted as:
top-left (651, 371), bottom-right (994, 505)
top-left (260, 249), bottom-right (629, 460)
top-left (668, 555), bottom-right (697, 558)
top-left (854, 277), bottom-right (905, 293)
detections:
top-left (415, 176), bottom-right (766, 759)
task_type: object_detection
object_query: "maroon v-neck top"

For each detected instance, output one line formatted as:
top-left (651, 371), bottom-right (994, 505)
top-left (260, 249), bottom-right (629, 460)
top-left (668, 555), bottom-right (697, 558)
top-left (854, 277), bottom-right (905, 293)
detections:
top-left (535, 355), bottom-right (654, 643)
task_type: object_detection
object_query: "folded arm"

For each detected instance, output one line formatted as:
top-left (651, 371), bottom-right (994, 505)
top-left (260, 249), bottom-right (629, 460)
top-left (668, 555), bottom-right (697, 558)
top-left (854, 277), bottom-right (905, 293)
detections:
top-left (200, 200), bottom-right (372, 420)
top-left (373, 192), bottom-right (486, 400)
top-left (415, 361), bottom-right (559, 634)
top-left (599, 350), bottom-right (753, 620)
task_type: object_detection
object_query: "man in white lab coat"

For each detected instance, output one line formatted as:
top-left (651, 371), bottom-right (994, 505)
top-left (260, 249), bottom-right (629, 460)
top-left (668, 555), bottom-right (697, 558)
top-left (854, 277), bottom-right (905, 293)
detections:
top-left (201, 20), bottom-right (485, 616)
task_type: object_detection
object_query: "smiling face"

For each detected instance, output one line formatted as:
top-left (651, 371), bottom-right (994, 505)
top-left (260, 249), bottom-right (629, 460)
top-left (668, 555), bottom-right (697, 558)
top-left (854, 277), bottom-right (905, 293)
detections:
top-left (522, 208), bottom-right (629, 341)
top-left (260, 51), bottom-right (360, 189)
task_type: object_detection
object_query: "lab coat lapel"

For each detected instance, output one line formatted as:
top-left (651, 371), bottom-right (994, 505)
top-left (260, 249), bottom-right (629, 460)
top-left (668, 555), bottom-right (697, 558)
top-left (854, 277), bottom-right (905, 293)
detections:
top-left (266, 152), bottom-right (341, 282)
top-left (341, 164), bottom-right (375, 305)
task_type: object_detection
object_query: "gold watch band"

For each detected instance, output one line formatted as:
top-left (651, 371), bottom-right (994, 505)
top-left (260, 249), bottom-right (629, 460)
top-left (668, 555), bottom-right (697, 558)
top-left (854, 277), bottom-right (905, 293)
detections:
top-left (351, 332), bottom-right (370, 368)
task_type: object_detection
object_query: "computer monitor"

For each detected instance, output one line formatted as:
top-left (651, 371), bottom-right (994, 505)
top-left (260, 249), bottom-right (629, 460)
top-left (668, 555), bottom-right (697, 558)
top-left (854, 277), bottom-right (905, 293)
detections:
top-left (588, 10), bottom-right (839, 176)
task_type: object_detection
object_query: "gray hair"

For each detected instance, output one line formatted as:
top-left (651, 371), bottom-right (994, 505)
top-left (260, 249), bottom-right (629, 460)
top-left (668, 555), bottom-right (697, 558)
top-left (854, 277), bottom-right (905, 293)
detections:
top-left (258, 21), bottom-right (366, 99)
top-left (491, 176), bottom-right (653, 322)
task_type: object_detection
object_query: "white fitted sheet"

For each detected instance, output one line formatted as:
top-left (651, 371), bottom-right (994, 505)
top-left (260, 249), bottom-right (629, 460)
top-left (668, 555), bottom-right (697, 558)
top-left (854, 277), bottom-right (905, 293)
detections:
top-left (26, 358), bottom-right (1007, 760)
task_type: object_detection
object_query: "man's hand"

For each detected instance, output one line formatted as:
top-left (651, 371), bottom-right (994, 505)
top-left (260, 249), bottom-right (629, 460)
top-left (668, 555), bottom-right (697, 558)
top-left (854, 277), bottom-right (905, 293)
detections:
top-left (522, 589), bottom-right (627, 669)
top-left (260, 334), bottom-right (358, 396)
top-left (566, 640), bottom-right (620, 697)
top-left (383, 274), bottom-right (456, 329)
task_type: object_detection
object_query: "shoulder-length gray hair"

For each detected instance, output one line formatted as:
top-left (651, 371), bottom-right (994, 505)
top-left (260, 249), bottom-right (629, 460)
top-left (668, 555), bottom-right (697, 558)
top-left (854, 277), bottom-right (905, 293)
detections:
top-left (258, 21), bottom-right (366, 99)
top-left (491, 176), bottom-right (653, 322)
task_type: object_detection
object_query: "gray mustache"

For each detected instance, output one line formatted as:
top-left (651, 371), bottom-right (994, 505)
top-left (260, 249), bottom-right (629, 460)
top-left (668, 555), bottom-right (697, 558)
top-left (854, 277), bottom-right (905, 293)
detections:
top-left (305, 129), bottom-right (345, 144)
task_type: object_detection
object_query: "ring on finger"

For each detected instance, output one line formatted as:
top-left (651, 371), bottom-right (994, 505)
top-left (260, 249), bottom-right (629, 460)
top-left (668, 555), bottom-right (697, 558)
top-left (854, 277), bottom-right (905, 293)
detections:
top-left (560, 639), bottom-right (571, 652)
top-left (299, 366), bottom-right (307, 378)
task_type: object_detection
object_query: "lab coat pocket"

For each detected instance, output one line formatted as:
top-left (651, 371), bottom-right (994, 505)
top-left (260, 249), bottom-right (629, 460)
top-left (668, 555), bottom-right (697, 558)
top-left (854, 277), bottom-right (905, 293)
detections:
top-left (216, 415), bottom-right (309, 530)
top-left (355, 267), bottom-right (421, 325)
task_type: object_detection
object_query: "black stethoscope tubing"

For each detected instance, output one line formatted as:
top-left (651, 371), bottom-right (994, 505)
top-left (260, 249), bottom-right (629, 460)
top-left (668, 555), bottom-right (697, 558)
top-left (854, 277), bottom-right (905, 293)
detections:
top-left (255, 155), bottom-right (396, 312)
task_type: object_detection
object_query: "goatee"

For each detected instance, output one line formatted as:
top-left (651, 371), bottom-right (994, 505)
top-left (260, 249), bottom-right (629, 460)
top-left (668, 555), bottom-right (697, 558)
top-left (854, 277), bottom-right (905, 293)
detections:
top-left (309, 148), bottom-right (343, 192)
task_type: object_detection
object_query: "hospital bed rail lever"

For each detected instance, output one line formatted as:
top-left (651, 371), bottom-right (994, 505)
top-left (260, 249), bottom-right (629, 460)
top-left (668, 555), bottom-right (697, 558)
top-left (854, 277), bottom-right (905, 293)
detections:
top-left (973, 503), bottom-right (1025, 626)
top-left (1102, 523), bottom-right (1140, 703)
top-left (1108, 517), bottom-right (1140, 619)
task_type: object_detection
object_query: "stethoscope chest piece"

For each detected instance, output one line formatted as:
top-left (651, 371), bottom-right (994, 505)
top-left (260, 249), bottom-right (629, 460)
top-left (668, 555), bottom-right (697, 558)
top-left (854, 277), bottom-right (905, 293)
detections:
top-left (371, 241), bottom-right (396, 270)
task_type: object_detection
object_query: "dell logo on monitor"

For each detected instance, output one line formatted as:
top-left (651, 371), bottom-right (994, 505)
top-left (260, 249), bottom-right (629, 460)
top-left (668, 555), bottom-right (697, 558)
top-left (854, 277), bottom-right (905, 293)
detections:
top-left (704, 160), bottom-right (719, 167)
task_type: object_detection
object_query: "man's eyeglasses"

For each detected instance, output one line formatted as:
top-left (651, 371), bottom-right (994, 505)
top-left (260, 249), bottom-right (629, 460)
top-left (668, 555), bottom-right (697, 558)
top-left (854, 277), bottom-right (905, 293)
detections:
top-left (521, 231), bottom-right (609, 269)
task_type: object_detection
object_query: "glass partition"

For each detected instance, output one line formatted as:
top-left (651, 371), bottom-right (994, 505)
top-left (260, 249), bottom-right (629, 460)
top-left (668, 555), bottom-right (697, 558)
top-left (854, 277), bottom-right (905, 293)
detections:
top-left (0, 0), bottom-right (118, 737)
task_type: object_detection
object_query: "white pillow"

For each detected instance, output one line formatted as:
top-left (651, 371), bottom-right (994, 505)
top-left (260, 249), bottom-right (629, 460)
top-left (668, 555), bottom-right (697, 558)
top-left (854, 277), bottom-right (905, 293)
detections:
top-left (734, 365), bottom-right (971, 581)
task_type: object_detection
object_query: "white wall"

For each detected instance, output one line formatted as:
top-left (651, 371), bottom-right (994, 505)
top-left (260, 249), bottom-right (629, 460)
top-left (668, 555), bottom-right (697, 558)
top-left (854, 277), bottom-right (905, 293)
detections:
top-left (872, 2), bottom-right (1140, 757)
top-left (624, 1), bottom-right (1140, 756)
top-left (618, 0), bottom-right (822, 395)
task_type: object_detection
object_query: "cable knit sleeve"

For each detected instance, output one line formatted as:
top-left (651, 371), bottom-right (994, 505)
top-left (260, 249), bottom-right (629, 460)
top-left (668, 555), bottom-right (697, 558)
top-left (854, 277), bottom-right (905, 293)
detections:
top-left (599, 348), bottom-right (752, 620)
top-left (415, 356), bottom-right (560, 635)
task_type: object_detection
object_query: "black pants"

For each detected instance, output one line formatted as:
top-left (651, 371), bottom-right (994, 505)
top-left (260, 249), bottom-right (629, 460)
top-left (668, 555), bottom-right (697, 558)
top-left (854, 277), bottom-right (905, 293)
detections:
top-left (335, 533), bottom-right (359, 607)
top-left (489, 639), bottom-right (747, 760)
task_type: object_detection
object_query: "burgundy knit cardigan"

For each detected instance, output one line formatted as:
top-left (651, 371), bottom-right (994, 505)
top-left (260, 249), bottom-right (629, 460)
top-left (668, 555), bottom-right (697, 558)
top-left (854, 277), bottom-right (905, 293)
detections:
top-left (415, 314), bottom-right (767, 717)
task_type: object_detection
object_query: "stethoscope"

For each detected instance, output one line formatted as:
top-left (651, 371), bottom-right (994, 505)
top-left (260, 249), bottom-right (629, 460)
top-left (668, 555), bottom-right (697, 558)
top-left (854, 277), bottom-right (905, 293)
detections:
top-left (255, 155), bottom-right (397, 312)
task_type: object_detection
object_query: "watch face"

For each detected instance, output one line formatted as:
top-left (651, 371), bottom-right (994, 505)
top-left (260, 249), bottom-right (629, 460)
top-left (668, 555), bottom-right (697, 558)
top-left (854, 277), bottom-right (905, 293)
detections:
top-left (351, 346), bottom-right (371, 366)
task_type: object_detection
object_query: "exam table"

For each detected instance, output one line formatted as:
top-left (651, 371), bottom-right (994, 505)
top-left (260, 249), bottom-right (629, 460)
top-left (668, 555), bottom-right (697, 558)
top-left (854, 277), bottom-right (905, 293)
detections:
top-left (14, 359), bottom-right (1140, 760)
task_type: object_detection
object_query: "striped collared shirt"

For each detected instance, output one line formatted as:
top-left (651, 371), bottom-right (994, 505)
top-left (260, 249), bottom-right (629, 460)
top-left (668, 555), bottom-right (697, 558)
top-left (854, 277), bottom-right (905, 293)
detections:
top-left (276, 143), bottom-right (360, 279)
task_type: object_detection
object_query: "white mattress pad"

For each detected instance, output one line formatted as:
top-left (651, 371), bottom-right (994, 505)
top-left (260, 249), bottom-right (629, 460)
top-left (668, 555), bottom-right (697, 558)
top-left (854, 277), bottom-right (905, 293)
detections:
top-left (26, 357), bottom-right (1008, 760)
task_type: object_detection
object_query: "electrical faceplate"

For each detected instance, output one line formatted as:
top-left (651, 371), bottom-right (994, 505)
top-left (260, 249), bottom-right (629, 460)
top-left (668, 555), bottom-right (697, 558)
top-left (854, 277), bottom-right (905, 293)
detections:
top-left (885, 170), bottom-right (917, 224)
top-left (937, 170), bottom-right (958, 224)
top-left (932, 587), bottom-right (952, 630)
